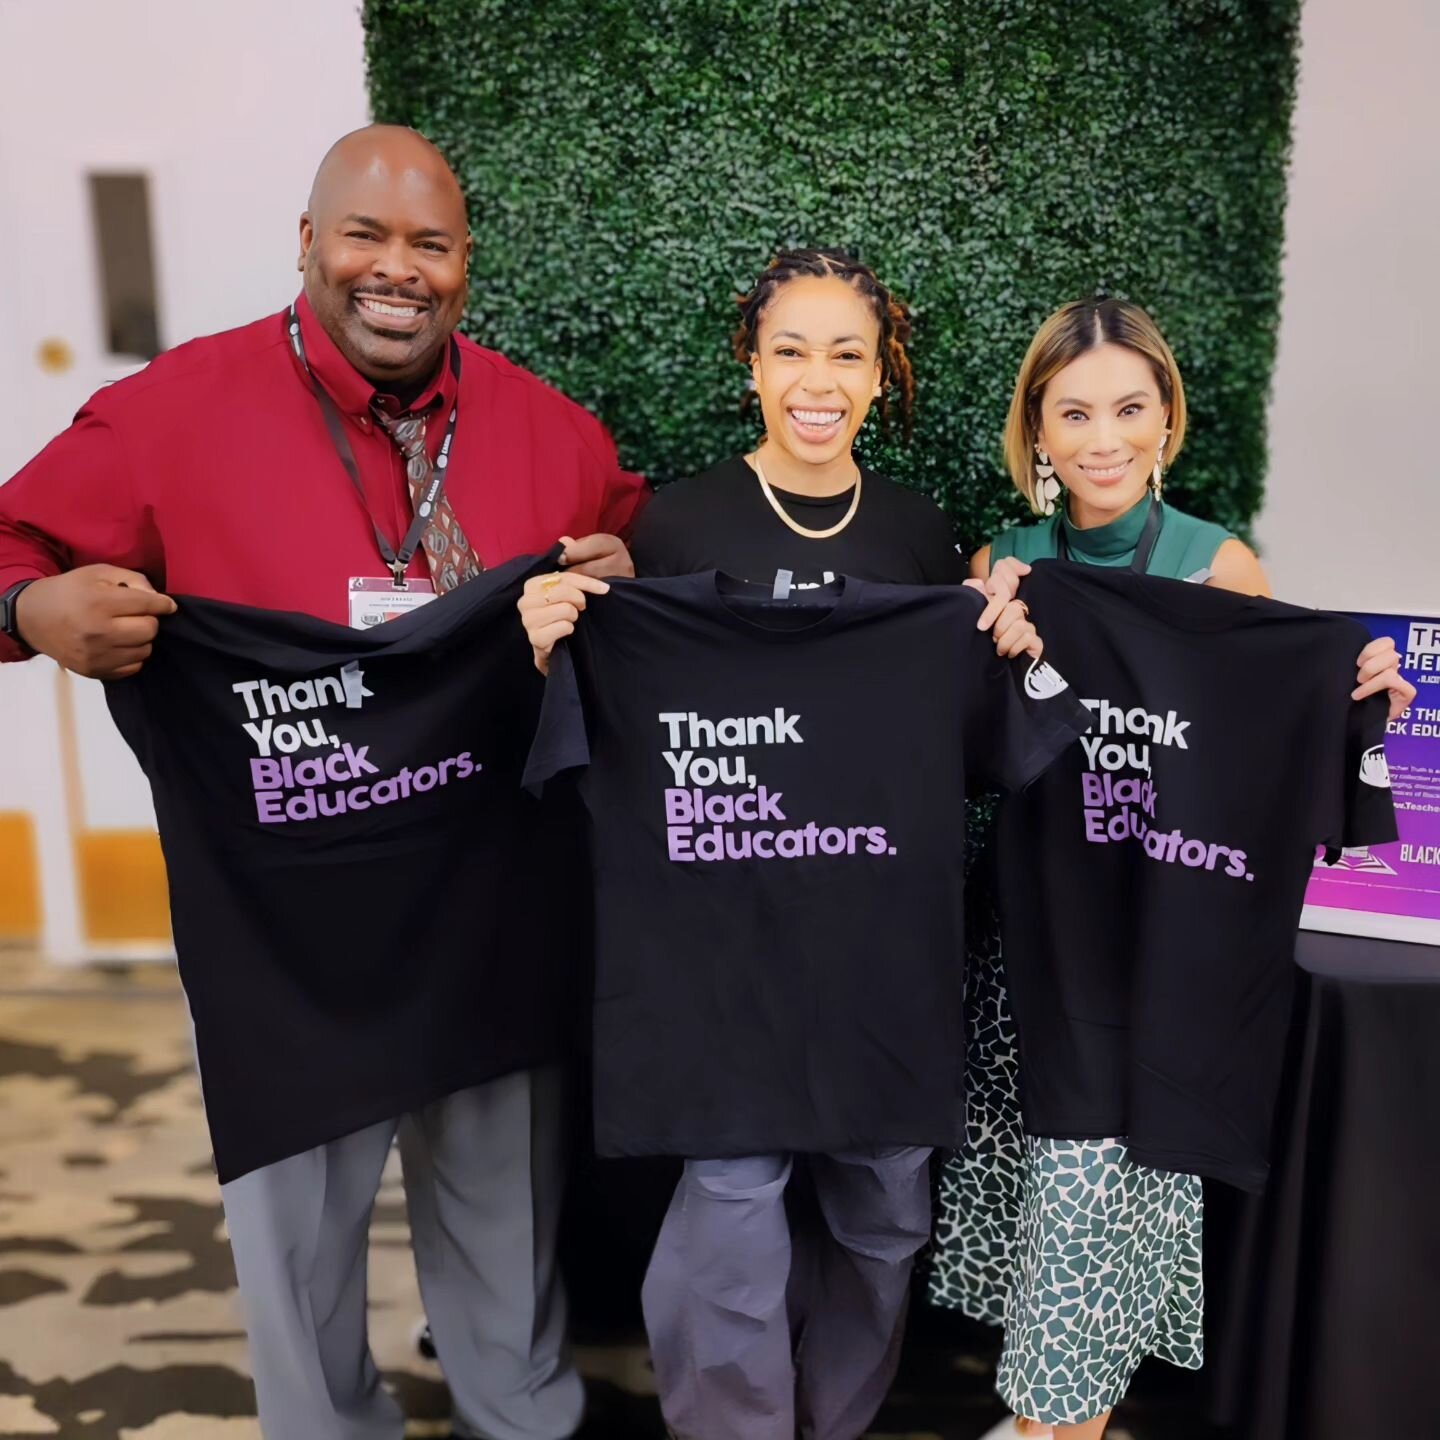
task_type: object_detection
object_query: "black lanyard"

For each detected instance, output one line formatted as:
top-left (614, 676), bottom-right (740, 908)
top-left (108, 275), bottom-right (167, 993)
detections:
top-left (1055, 494), bottom-right (1163, 574)
top-left (287, 305), bottom-right (462, 588)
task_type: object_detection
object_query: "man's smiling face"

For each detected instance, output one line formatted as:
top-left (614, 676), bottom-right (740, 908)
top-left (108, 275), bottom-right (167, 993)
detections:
top-left (299, 126), bottom-right (471, 390)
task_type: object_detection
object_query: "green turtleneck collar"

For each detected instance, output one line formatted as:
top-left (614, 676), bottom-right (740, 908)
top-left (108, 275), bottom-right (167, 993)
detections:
top-left (990, 490), bottom-right (1233, 580)
top-left (1059, 494), bottom-right (1157, 564)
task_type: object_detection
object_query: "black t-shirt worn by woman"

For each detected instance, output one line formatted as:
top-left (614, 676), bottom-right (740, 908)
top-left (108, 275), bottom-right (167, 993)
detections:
top-left (1001, 562), bottom-right (1399, 1190)
top-left (525, 573), bottom-right (1089, 1156)
top-left (629, 453), bottom-right (969, 586)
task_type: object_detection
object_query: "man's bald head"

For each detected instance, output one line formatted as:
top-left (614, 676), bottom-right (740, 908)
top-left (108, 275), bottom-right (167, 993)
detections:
top-left (307, 125), bottom-right (466, 228)
top-left (299, 125), bottom-right (472, 392)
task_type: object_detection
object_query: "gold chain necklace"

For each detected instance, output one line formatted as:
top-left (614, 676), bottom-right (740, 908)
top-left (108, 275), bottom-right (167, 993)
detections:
top-left (751, 453), bottom-right (863, 541)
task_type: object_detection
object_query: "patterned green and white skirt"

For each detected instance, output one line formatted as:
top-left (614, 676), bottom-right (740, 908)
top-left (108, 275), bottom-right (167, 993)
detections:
top-left (929, 893), bottom-right (1204, 1427)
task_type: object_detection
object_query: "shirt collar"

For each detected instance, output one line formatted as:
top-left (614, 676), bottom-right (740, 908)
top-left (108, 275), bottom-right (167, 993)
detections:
top-left (291, 292), bottom-right (459, 421)
top-left (1059, 492), bottom-right (1157, 562)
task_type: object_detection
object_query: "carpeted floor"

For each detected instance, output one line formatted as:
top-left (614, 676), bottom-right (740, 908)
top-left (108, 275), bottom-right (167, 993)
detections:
top-left (0, 948), bottom-right (1225, 1439)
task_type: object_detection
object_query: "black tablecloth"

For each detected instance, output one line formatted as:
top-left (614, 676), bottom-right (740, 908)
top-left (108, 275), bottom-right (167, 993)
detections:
top-left (1204, 931), bottom-right (1440, 1438)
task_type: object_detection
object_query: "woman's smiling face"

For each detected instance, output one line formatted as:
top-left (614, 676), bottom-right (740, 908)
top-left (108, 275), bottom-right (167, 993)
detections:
top-left (750, 275), bottom-right (882, 471)
top-left (1037, 342), bottom-right (1170, 524)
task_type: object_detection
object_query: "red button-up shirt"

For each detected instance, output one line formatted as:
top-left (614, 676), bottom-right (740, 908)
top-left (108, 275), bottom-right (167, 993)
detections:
top-left (0, 295), bottom-right (648, 661)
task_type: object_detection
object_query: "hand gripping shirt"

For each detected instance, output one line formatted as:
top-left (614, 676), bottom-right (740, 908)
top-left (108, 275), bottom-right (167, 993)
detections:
top-left (1001, 562), bottom-right (1399, 1190)
top-left (523, 572), bottom-right (1090, 1158)
top-left (106, 553), bottom-right (582, 1183)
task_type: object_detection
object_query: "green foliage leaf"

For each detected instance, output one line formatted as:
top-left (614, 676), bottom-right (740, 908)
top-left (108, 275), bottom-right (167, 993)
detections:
top-left (363, 0), bottom-right (1299, 549)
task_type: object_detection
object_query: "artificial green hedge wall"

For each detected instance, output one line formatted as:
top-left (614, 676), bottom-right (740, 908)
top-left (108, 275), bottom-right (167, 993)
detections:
top-left (364, 0), bottom-right (1299, 550)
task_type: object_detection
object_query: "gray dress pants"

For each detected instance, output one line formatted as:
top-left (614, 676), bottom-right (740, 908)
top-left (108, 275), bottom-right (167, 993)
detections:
top-left (641, 1147), bottom-right (933, 1440)
top-left (220, 1067), bottom-right (582, 1440)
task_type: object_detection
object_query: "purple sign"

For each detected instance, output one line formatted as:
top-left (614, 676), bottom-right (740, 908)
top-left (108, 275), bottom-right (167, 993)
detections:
top-left (1303, 612), bottom-right (1440, 943)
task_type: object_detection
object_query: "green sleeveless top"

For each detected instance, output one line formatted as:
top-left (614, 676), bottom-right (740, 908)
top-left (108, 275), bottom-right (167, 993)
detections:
top-left (989, 496), bottom-right (1232, 582)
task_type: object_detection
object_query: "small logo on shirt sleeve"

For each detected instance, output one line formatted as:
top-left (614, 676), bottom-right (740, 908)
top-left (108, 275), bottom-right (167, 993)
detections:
top-left (1359, 744), bottom-right (1391, 789)
top-left (341, 661), bottom-right (375, 710)
top-left (1023, 658), bottom-right (1070, 701)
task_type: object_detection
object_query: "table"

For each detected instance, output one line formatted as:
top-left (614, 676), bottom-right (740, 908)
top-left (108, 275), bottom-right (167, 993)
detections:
top-left (1204, 932), bottom-right (1440, 1437)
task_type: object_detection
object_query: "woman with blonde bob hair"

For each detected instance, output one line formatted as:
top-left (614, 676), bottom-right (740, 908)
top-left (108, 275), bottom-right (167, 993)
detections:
top-left (995, 297), bottom-right (1221, 581)
top-left (931, 297), bottom-right (1413, 1440)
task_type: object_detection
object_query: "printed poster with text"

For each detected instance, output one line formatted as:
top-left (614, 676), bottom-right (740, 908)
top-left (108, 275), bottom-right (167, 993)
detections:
top-left (1303, 612), bottom-right (1440, 943)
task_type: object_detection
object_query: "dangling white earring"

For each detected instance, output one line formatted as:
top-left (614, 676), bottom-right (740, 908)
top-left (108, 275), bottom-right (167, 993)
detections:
top-left (1036, 448), bottom-right (1061, 516)
top-left (1150, 434), bottom-right (1168, 499)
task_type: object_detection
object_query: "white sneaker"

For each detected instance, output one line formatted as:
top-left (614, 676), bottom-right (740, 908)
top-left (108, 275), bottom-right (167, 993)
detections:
top-left (978, 1419), bottom-right (1054, 1440)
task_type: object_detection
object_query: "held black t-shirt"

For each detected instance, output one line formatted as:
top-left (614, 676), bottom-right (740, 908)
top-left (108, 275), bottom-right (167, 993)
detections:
top-left (106, 553), bottom-right (580, 1184)
top-left (629, 453), bottom-right (969, 586)
top-left (1001, 562), bottom-right (1399, 1191)
top-left (524, 572), bottom-right (1089, 1158)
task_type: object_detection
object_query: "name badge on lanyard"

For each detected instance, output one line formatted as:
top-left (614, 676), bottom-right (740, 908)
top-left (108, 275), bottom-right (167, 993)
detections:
top-left (285, 305), bottom-right (462, 629)
top-left (347, 575), bottom-right (436, 629)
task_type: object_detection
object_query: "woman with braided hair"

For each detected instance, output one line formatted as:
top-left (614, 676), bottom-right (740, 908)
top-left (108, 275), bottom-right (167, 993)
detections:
top-left (519, 248), bottom-right (1040, 1440)
top-left (616, 246), bottom-right (954, 586)
top-left (526, 247), bottom-right (998, 602)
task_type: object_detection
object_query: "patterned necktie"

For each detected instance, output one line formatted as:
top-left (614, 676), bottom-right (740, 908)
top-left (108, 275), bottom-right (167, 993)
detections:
top-left (371, 403), bottom-right (483, 593)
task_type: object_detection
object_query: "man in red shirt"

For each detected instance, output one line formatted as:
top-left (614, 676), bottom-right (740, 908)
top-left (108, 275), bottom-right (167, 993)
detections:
top-left (0, 126), bottom-right (646, 1440)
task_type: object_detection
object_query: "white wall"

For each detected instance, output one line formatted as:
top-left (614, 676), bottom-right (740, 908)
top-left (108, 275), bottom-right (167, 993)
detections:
top-left (1257, 0), bottom-right (1440, 614)
top-left (0, 0), bottom-right (370, 479)
top-left (0, 0), bottom-right (368, 959)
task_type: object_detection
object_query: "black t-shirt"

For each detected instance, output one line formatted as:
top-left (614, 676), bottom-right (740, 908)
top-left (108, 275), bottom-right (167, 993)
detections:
top-left (1001, 562), bottom-right (1399, 1191)
top-left (106, 553), bottom-right (580, 1183)
top-left (629, 453), bottom-right (969, 586)
top-left (524, 572), bottom-right (1089, 1158)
